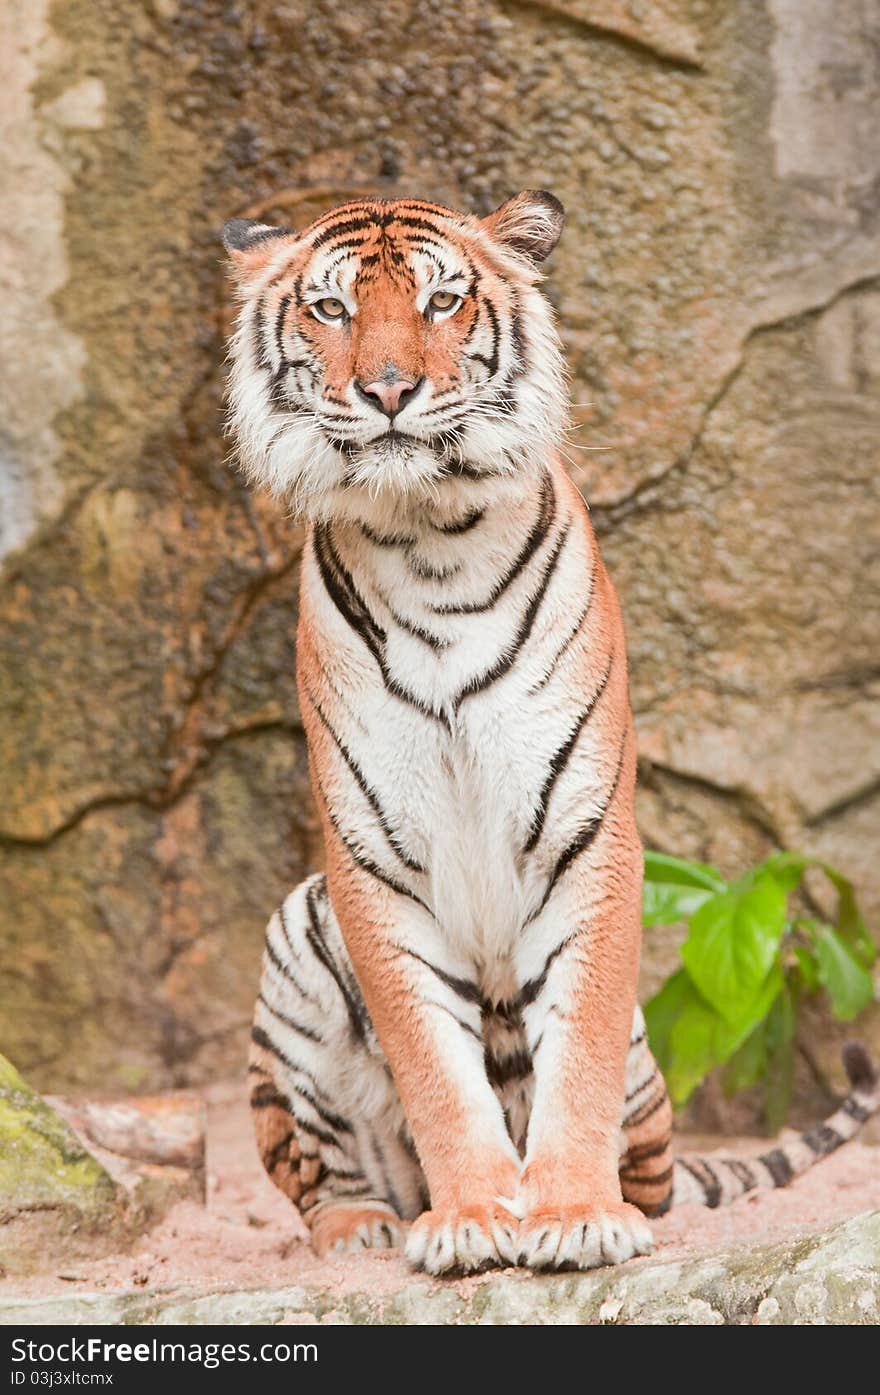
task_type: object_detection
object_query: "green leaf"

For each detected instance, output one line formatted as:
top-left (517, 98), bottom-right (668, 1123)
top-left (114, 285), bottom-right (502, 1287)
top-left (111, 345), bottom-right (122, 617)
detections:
top-left (646, 966), bottom-right (783, 1107)
top-left (792, 943), bottom-right (820, 992)
top-left (680, 873), bottom-right (787, 1027)
top-left (643, 851), bottom-right (727, 893)
top-left (821, 865), bottom-right (877, 968)
top-left (642, 881), bottom-right (716, 928)
top-left (643, 969), bottom-right (694, 1073)
top-left (663, 988), bottom-right (724, 1106)
top-left (765, 980), bottom-right (796, 1047)
top-left (814, 926), bottom-right (875, 1020)
top-left (762, 987), bottom-right (796, 1131)
top-left (755, 851), bottom-right (810, 894)
top-left (722, 1021), bottom-right (768, 1097)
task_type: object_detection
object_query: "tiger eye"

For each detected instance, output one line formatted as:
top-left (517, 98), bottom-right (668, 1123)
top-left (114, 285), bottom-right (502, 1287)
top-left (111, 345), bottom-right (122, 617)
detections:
top-left (428, 290), bottom-right (460, 314)
top-left (314, 297), bottom-right (347, 321)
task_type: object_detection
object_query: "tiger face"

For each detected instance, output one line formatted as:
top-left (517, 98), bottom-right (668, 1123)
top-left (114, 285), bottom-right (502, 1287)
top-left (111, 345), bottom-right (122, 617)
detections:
top-left (223, 191), bottom-right (568, 517)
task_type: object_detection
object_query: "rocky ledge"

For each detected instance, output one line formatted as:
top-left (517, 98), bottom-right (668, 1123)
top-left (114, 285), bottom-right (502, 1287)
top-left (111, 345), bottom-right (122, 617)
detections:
top-left (2, 1209), bottom-right (878, 1326)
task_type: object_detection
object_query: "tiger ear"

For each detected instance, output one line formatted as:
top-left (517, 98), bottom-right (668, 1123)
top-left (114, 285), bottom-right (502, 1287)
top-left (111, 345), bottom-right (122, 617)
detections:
top-left (480, 190), bottom-right (565, 264)
top-left (222, 218), bottom-right (298, 280)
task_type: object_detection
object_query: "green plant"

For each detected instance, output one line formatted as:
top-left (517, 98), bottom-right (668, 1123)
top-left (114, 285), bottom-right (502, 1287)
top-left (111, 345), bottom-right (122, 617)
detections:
top-left (642, 850), bottom-right (878, 1129)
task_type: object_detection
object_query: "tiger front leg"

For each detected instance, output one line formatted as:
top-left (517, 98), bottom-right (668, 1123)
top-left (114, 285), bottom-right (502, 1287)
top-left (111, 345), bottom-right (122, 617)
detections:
top-left (330, 853), bottom-right (522, 1276)
top-left (515, 765), bottom-right (654, 1271)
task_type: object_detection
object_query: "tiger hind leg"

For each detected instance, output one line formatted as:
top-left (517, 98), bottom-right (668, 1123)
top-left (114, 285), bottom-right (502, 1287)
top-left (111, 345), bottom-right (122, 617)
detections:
top-left (249, 872), bottom-right (427, 1256)
top-left (618, 1008), bottom-right (675, 1218)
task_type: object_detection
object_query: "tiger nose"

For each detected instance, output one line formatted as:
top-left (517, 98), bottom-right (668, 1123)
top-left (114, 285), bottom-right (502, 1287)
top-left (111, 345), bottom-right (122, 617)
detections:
top-left (355, 376), bottom-right (421, 417)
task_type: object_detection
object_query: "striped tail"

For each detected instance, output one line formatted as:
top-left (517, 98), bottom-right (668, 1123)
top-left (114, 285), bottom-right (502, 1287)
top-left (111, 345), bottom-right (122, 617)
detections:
top-left (671, 1043), bottom-right (879, 1209)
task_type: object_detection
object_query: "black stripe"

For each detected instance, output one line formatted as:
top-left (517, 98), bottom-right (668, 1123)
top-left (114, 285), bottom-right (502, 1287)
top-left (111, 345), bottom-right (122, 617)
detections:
top-left (484, 1047), bottom-right (533, 1089)
top-left (455, 522), bottom-right (570, 708)
top-left (249, 1026), bottom-right (346, 1141)
top-left (303, 881), bottom-right (369, 1043)
top-left (286, 1111), bottom-right (341, 1152)
top-left (491, 377), bottom-right (518, 417)
top-left (758, 1147), bottom-right (794, 1187)
top-left (529, 605), bottom-right (589, 692)
top-left (441, 458), bottom-right (506, 482)
top-left (317, 1164), bottom-right (367, 1184)
top-left (532, 739), bottom-right (628, 918)
top-left (529, 549), bottom-right (599, 691)
top-left (313, 525), bottom-right (385, 663)
top-left (264, 932), bottom-right (304, 994)
top-left (466, 297), bottom-right (501, 377)
top-left (723, 1158), bottom-right (758, 1192)
top-left (387, 214), bottom-right (459, 237)
top-left (431, 507), bottom-right (484, 536)
top-left (676, 1156), bottom-right (722, 1208)
top-left (361, 524), bottom-right (417, 548)
top-left (269, 365), bottom-right (290, 411)
top-left (384, 600), bottom-right (449, 651)
top-left (250, 1081), bottom-right (292, 1112)
top-left (276, 904), bottom-right (324, 1009)
top-left (624, 1066), bottom-right (660, 1106)
top-left (313, 527), bottom-right (449, 728)
top-left (622, 1137), bottom-right (670, 1166)
top-left (310, 215), bottom-right (382, 249)
top-left (529, 553), bottom-right (599, 693)
top-left (483, 297), bottom-right (501, 377)
top-left (619, 1164), bottom-right (674, 1187)
top-left (300, 1178), bottom-right (376, 1213)
top-left (267, 365), bottom-right (313, 416)
top-left (315, 773), bottom-right (430, 909)
top-left (432, 471), bottom-right (555, 616)
top-left (255, 996), bottom-right (323, 1046)
top-left (426, 999), bottom-right (483, 1042)
top-left (842, 1097), bottom-right (870, 1123)
top-left (643, 1191), bottom-right (673, 1218)
top-left (290, 1081), bottom-right (354, 1137)
top-left (510, 307), bottom-right (528, 370)
top-left (305, 688), bottom-right (426, 873)
top-left (326, 436), bottom-right (359, 458)
top-left (515, 935), bottom-right (574, 1011)
top-left (252, 300), bottom-right (273, 370)
top-left (275, 293), bottom-right (292, 358)
top-left (251, 1015), bottom-right (327, 1099)
top-left (265, 1130), bottom-right (295, 1172)
top-left (524, 652), bottom-right (614, 854)
top-left (399, 946), bottom-right (482, 1005)
top-left (264, 917), bottom-right (323, 1012)
top-left (803, 1123), bottom-right (843, 1156)
top-left (407, 555), bottom-right (460, 582)
top-left (626, 1091), bottom-right (670, 1129)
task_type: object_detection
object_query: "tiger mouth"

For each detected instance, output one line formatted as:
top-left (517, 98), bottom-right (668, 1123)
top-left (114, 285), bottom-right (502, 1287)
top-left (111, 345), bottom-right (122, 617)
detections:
top-left (326, 426), bottom-right (434, 458)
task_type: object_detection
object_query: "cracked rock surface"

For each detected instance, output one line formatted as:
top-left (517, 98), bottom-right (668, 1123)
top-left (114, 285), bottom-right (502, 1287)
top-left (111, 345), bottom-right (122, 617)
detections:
top-left (0, 0), bottom-right (878, 1107)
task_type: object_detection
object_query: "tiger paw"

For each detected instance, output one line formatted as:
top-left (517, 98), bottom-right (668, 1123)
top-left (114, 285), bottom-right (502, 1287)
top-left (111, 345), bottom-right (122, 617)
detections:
top-left (310, 1201), bottom-right (406, 1257)
top-left (517, 1201), bottom-right (653, 1271)
top-left (404, 1203), bottom-right (520, 1275)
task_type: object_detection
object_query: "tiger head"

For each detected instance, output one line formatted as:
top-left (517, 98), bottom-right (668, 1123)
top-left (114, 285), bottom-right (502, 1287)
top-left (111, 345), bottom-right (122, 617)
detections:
top-left (222, 191), bottom-right (568, 519)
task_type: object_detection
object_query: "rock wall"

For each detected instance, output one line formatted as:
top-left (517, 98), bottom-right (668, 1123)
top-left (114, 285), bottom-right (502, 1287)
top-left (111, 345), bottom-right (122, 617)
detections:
top-left (1, 0), bottom-right (878, 1106)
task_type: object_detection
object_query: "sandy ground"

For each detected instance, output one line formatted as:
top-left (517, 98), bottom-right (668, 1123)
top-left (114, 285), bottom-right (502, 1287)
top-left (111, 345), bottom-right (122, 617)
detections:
top-left (3, 1080), bottom-right (879, 1306)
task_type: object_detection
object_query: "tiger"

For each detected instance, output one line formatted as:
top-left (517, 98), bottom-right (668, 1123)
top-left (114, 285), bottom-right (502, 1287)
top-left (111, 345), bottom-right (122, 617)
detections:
top-left (222, 191), bottom-right (879, 1275)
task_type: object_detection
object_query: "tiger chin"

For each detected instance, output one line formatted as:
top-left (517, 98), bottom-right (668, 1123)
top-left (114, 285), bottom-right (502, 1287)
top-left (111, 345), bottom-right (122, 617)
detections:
top-left (223, 191), bottom-right (879, 1276)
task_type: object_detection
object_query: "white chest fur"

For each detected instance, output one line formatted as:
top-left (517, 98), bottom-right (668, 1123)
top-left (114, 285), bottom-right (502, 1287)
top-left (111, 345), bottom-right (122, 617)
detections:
top-left (299, 467), bottom-right (616, 997)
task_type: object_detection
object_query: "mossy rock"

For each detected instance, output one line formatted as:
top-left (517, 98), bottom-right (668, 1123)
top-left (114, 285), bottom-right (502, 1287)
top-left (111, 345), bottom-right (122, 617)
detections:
top-left (0, 1054), bottom-right (120, 1275)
